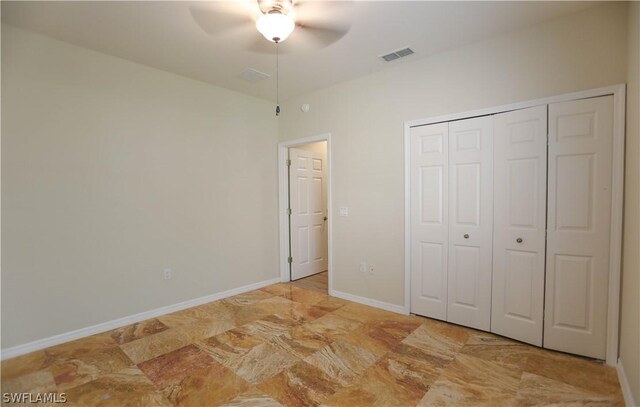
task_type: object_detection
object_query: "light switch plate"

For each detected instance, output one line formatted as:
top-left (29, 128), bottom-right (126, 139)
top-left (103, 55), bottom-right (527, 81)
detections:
top-left (339, 207), bottom-right (349, 217)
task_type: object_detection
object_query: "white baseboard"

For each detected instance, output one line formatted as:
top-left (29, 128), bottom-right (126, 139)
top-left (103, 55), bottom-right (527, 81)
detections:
top-left (1, 277), bottom-right (281, 361)
top-left (617, 359), bottom-right (638, 407)
top-left (330, 289), bottom-right (408, 315)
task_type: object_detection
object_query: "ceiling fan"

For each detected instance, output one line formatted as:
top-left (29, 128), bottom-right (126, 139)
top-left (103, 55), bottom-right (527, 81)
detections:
top-left (190, 1), bottom-right (351, 116)
top-left (190, 0), bottom-right (352, 52)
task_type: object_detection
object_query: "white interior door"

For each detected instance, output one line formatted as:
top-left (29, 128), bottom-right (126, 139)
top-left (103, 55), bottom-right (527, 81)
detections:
top-left (491, 105), bottom-right (547, 346)
top-left (410, 123), bottom-right (449, 320)
top-left (289, 147), bottom-right (328, 281)
top-left (447, 116), bottom-right (493, 331)
top-left (544, 96), bottom-right (613, 359)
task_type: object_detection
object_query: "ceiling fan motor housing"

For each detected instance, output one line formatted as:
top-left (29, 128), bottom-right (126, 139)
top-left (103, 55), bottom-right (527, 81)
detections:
top-left (258, 0), bottom-right (293, 16)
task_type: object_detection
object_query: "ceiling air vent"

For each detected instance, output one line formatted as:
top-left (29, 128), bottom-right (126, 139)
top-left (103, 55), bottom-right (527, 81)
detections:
top-left (380, 47), bottom-right (414, 62)
top-left (237, 68), bottom-right (270, 83)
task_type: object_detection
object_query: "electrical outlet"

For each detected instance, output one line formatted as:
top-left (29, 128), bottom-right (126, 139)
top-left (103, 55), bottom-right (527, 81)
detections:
top-left (360, 262), bottom-right (367, 273)
top-left (163, 268), bottom-right (172, 280)
top-left (369, 264), bottom-right (375, 274)
top-left (339, 207), bottom-right (349, 217)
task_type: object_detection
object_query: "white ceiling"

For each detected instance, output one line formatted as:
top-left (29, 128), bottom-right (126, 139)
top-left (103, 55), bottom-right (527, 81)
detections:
top-left (2, 1), bottom-right (598, 101)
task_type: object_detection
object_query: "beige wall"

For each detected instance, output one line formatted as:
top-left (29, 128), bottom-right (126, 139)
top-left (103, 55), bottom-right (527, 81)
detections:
top-left (279, 3), bottom-right (629, 306)
top-left (620, 1), bottom-right (640, 403)
top-left (1, 26), bottom-right (280, 348)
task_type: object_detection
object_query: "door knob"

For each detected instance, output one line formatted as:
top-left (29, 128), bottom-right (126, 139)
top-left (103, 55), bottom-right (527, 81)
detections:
top-left (516, 238), bottom-right (523, 243)
top-left (464, 234), bottom-right (469, 239)
top-left (324, 216), bottom-right (328, 221)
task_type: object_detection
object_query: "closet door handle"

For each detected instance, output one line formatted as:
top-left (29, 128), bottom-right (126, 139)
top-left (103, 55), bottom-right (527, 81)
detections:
top-left (516, 238), bottom-right (523, 243)
top-left (464, 234), bottom-right (469, 239)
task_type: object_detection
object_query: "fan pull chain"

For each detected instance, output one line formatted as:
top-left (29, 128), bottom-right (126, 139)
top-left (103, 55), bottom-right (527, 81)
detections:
top-left (275, 41), bottom-right (280, 116)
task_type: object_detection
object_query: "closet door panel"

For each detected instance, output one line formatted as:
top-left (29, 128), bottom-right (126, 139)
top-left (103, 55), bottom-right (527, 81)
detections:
top-left (545, 96), bottom-right (613, 359)
top-left (447, 117), bottom-right (493, 331)
top-left (491, 105), bottom-right (547, 346)
top-left (410, 123), bottom-right (449, 320)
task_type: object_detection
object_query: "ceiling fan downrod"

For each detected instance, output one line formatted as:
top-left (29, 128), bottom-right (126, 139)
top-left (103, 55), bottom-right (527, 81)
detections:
top-left (275, 40), bottom-right (280, 117)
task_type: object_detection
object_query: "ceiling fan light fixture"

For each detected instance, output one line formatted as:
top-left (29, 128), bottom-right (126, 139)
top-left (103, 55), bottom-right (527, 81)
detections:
top-left (256, 11), bottom-right (294, 43)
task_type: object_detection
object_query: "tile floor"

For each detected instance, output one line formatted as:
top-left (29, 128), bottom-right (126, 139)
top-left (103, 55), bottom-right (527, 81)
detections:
top-left (290, 271), bottom-right (328, 293)
top-left (1, 283), bottom-right (624, 406)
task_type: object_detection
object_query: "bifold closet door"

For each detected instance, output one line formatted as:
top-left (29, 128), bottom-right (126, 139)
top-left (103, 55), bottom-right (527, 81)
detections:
top-left (447, 116), bottom-right (493, 331)
top-left (491, 106), bottom-right (547, 346)
top-left (544, 96), bottom-right (613, 359)
top-left (410, 123), bottom-right (449, 320)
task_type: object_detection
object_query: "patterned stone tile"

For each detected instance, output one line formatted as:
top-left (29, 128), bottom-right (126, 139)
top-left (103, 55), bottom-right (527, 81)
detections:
top-left (332, 302), bottom-right (404, 324)
top-left (524, 347), bottom-right (624, 404)
top-left (108, 319), bottom-right (169, 344)
top-left (313, 296), bottom-right (349, 313)
top-left (417, 354), bottom-right (521, 406)
top-left (268, 325), bottom-right (333, 359)
top-left (257, 296), bottom-right (328, 324)
top-left (1, 369), bottom-right (57, 394)
top-left (179, 317), bottom-right (237, 342)
top-left (1, 351), bottom-right (49, 381)
top-left (0, 279), bottom-right (626, 407)
top-left (52, 346), bottom-right (133, 390)
top-left (44, 332), bottom-right (119, 363)
top-left (421, 318), bottom-right (476, 344)
top-left (263, 285), bottom-right (327, 305)
top-left (281, 287), bottom-right (328, 305)
top-left (221, 289), bottom-right (274, 307)
top-left (157, 306), bottom-right (216, 328)
top-left (514, 372), bottom-right (617, 406)
top-left (261, 284), bottom-right (296, 297)
top-left (221, 387), bottom-right (283, 407)
top-left (137, 344), bottom-right (217, 390)
top-left (120, 326), bottom-right (196, 365)
top-left (163, 363), bottom-right (250, 407)
top-left (459, 334), bottom-right (533, 371)
top-left (217, 302), bottom-right (274, 327)
top-left (401, 322), bottom-right (467, 361)
top-left (304, 313), bottom-right (362, 341)
top-left (257, 361), bottom-right (342, 407)
top-left (236, 315), bottom-right (298, 342)
top-left (63, 367), bottom-right (170, 407)
top-left (197, 328), bottom-right (265, 366)
top-left (325, 351), bottom-right (433, 407)
top-left (304, 339), bottom-right (378, 386)
top-left (356, 318), bottom-right (422, 350)
top-left (225, 343), bottom-right (299, 385)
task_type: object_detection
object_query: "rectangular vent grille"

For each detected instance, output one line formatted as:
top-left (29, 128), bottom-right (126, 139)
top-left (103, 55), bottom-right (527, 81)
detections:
top-left (380, 47), bottom-right (414, 62)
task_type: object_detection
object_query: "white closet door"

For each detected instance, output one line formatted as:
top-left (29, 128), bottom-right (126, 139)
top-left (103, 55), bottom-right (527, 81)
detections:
top-left (447, 116), bottom-right (493, 331)
top-left (491, 106), bottom-right (547, 346)
top-left (290, 148), bottom-right (328, 281)
top-left (545, 96), bottom-right (613, 359)
top-left (410, 123), bottom-right (449, 320)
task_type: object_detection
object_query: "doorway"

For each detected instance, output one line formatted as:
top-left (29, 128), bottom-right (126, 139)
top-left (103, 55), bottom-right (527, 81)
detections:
top-left (278, 134), bottom-right (332, 294)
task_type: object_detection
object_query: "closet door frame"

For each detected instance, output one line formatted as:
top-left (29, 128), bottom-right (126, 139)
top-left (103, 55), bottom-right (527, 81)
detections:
top-left (404, 84), bottom-right (626, 366)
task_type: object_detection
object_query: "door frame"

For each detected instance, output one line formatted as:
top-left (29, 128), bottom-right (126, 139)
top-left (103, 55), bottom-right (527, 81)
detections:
top-left (278, 133), bottom-right (333, 293)
top-left (404, 84), bottom-right (626, 365)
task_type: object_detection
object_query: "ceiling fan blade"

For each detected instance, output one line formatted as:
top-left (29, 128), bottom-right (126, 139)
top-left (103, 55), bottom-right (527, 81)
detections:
top-left (293, 20), bottom-right (350, 49)
top-left (189, 3), bottom-right (256, 36)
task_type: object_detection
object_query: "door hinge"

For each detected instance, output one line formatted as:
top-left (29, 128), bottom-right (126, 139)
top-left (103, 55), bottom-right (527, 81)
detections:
top-left (287, 256), bottom-right (293, 264)
top-left (286, 159), bottom-right (291, 167)
top-left (287, 208), bottom-right (292, 215)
